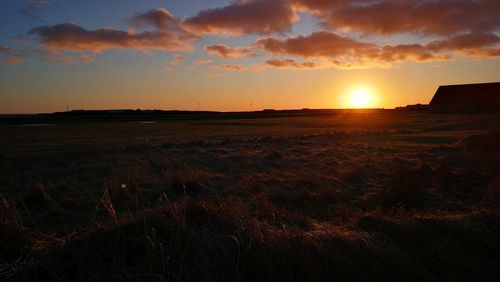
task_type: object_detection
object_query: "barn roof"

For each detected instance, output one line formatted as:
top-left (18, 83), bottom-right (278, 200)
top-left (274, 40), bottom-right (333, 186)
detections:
top-left (429, 82), bottom-right (500, 112)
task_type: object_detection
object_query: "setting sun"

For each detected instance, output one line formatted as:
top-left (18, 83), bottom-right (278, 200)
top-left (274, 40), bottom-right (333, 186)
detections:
top-left (343, 85), bottom-right (379, 108)
top-left (349, 88), bottom-right (372, 108)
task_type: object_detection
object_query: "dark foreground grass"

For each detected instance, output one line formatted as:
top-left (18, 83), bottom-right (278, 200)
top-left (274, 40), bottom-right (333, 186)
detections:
top-left (2, 199), bottom-right (500, 282)
top-left (1, 113), bottom-right (500, 281)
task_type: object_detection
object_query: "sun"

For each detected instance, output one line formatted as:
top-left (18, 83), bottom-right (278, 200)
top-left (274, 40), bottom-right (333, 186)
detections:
top-left (343, 85), bottom-right (378, 108)
top-left (349, 88), bottom-right (372, 108)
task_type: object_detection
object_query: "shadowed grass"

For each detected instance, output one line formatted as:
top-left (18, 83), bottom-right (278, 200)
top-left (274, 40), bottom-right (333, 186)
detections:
top-left (1, 114), bottom-right (500, 281)
top-left (4, 198), bottom-right (500, 282)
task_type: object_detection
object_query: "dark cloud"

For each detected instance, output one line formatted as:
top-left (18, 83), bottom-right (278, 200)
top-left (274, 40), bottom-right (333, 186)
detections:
top-left (182, 0), bottom-right (298, 35)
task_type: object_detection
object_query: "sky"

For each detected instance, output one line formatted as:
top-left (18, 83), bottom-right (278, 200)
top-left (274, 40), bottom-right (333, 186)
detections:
top-left (0, 0), bottom-right (499, 113)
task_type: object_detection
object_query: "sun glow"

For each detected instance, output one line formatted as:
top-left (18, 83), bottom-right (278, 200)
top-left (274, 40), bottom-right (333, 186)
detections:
top-left (343, 85), bottom-right (378, 108)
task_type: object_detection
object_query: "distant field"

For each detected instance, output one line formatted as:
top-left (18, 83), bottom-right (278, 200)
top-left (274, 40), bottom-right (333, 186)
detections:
top-left (1, 111), bottom-right (500, 281)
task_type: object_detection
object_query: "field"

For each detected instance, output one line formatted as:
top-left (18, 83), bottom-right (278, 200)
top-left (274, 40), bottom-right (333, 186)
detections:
top-left (1, 110), bottom-right (500, 281)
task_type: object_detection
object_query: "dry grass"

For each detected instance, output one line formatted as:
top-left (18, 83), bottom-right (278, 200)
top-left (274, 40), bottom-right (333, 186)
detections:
top-left (1, 112), bottom-right (500, 281)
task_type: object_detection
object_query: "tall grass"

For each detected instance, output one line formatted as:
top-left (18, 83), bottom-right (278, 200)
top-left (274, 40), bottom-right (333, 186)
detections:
top-left (1, 124), bottom-right (500, 281)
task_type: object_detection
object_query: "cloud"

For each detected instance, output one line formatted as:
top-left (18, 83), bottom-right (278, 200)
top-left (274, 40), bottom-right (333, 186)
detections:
top-left (374, 33), bottom-right (500, 62)
top-left (193, 59), bottom-right (214, 65)
top-left (426, 32), bottom-right (500, 59)
top-left (170, 54), bottom-right (184, 65)
top-left (26, 0), bottom-right (51, 9)
top-left (211, 64), bottom-right (245, 72)
top-left (376, 44), bottom-right (445, 63)
top-left (30, 23), bottom-right (195, 52)
top-left (2, 57), bottom-right (23, 66)
top-left (256, 31), bottom-right (377, 58)
top-left (24, 1), bottom-right (500, 70)
top-left (255, 31), bottom-right (500, 68)
top-left (303, 0), bottom-right (500, 36)
top-left (291, 0), bottom-right (356, 11)
top-left (163, 54), bottom-right (185, 73)
top-left (0, 45), bottom-right (19, 56)
top-left (208, 73), bottom-right (224, 78)
top-left (265, 58), bottom-right (323, 70)
top-left (42, 50), bottom-right (78, 64)
top-left (0, 45), bottom-right (24, 66)
top-left (19, 0), bottom-right (52, 23)
top-left (30, 8), bottom-right (197, 52)
top-left (427, 32), bottom-right (500, 51)
top-left (182, 0), bottom-right (298, 35)
top-left (127, 7), bottom-right (179, 31)
top-left (79, 54), bottom-right (101, 64)
top-left (0, 46), bottom-right (104, 65)
top-left (206, 44), bottom-right (254, 58)
top-left (184, 0), bottom-right (500, 38)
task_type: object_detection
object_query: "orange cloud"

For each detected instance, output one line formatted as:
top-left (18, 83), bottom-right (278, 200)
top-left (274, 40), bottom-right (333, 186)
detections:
top-left (256, 31), bottom-right (377, 58)
top-left (79, 54), bottom-right (101, 64)
top-left (182, 0), bottom-right (298, 35)
top-left (211, 64), bottom-right (245, 72)
top-left (255, 31), bottom-right (499, 68)
top-left (206, 45), bottom-right (254, 58)
top-left (170, 54), bottom-right (184, 66)
top-left (163, 66), bottom-right (173, 74)
top-left (427, 32), bottom-right (500, 52)
top-left (30, 8), bottom-right (197, 52)
top-left (303, 0), bottom-right (500, 36)
top-left (292, 0), bottom-right (354, 11)
top-left (193, 59), bottom-right (214, 65)
top-left (265, 58), bottom-right (323, 70)
top-left (25, 1), bottom-right (500, 70)
top-left (208, 73), bottom-right (224, 78)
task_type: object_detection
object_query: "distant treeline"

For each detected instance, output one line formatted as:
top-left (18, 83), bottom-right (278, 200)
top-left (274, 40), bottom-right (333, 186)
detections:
top-left (0, 108), bottom-right (397, 125)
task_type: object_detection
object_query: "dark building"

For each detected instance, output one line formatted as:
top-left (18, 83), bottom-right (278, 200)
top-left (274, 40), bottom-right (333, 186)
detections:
top-left (430, 82), bottom-right (500, 113)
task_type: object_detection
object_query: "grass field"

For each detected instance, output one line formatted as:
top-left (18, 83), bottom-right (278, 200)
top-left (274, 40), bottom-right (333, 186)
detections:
top-left (1, 111), bottom-right (500, 281)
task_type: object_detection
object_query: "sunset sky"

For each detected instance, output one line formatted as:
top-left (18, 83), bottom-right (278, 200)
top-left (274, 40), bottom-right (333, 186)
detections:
top-left (1, 0), bottom-right (499, 113)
